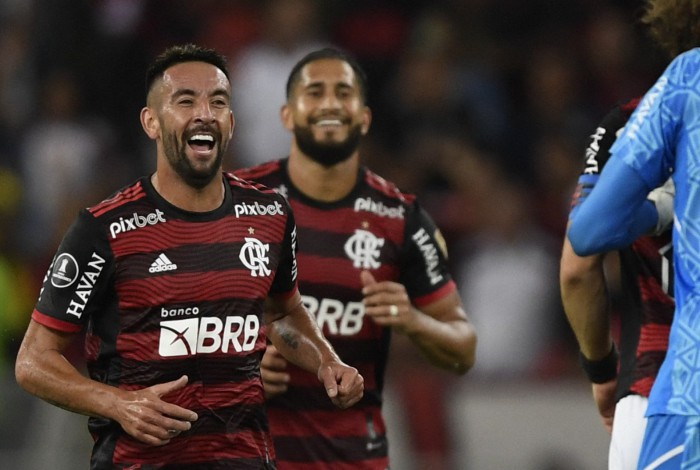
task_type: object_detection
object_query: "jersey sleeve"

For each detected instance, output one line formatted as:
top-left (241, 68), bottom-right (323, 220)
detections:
top-left (269, 196), bottom-right (299, 299)
top-left (569, 100), bottom-right (636, 220)
top-left (32, 209), bottom-right (113, 332)
top-left (399, 202), bottom-right (456, 306)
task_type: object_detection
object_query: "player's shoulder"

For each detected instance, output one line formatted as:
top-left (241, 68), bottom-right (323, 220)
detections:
top-left (663, 48), bottom-right (700, 84)
top-left (224, 169), bottom-right (287, 206)
top-left (673, 47), bottom-right (700, 66)
top-left (231, 160), bottom-right (282, 183)
top-left (362, 167), bottom-right (416, 205)
top-left (595, 97), bottom-right (640, 135)
top-left (87, 177), bottom-right (149, 219)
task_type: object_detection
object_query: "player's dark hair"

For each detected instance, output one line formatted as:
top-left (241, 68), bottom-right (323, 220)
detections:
top-left (641, 0), bottom-right (700, 58)
top-left (285, 47), bottom-right (368, 103)
top-left (145, 43), bottom-right (230, 95)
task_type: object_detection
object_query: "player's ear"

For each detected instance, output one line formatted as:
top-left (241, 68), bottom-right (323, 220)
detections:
top-left (361, 106), bottom-right (372, 135)
top-left (140, 106), bottom-right (160, 140)
top-left (228, 110), bottom-right (235, 140)
top-left (281, 104), bottom-right (293, 131)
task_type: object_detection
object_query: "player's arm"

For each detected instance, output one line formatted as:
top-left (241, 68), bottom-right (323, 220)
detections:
top-left (568, 157), bottom-right (658, 256)
top-left (560, 236), bottom-right (617, 432)
top-left (15, 211), bottom-right (197, 446)
top-left (563, 174), bottom-right (674, 372)
top-left (569, 59), bottom-right (687, 255)
top-left (263, 199), bottom-right (363, 407)
top-left (361, 270), bottom-right (476, 374)
top-left (561, 103), bottom-right (631, 432)
top-left (15, 320), bottom-right (198, 445)
top-left (266, 292), bottom-right (364, 408)
top-left (368, 204), bottom-right (476, 374)
top-left (562, 101), bottom-right (625, 366)
top-left (560, 236), bottom-right (615, 366)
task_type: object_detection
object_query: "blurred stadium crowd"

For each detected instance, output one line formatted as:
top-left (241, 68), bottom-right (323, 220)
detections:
top-left (0, 0), bottom-right (669, 468)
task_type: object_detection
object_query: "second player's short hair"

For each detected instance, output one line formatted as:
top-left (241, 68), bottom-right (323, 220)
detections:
top-left (285, 47), bottom-right (369, 103)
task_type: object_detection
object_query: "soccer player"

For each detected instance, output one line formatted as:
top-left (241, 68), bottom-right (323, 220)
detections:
top-left (14, 43), bottom-right (364, 469)
top-left (568, 1), bottom-right (700, 467)
top-left (561, 97), bottom-right (674, 470)
top-left (234, 47), bottom-right (477, 469)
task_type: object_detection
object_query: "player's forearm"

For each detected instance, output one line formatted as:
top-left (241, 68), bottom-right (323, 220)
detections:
top-left (560, 239), bottom-right (613, 360)
top-left (16, 343), bottom-right (122, 420)
top-left (270, 307), bottom-right (341, 375)
top-left (406, 311), bottom-right (476, 375)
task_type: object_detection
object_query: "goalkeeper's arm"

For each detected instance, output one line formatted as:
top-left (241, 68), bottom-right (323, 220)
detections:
top-left (568, 156), bottom-right (658, 256)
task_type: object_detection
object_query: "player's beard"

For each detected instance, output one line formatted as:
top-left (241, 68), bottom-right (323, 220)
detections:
top-left (293, 121), bottom-right (362, 167)
top-left (163, 128), bottom-right (225, 189)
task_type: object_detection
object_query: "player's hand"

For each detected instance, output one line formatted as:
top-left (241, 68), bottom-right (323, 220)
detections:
top-left (317, 361), bottom-right (364, 409)
top-left (360, 270), bottom-right (414, 334)
top-left (592, 378), bottom-right (617, 434)
top-left (647, 177), bottom-right (675, 235)
top-left (261, 345), bottom-right (290, 399)
top-left (113, 375), bottom-right (198, 446)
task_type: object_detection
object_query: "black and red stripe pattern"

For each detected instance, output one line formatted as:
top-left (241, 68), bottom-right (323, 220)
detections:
top-left (617, 234), bottom-right (674, 399)
top-left (32, 173), bottom-right (297, 468)
top-left (234, 159), bottom-right (456, 469)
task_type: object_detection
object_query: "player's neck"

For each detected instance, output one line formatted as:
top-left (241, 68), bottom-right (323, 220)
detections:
top-left (151, 170), bottom-right (225, 212)
top-left (288, 150), bottom-right (359, 203)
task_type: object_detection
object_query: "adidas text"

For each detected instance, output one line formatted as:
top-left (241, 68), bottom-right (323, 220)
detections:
top-left (149, 253), bottom-right (178, 273)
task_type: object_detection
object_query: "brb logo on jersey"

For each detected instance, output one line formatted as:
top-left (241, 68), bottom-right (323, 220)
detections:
top-left (158, 312), bottom-right (260, 357)
top-left (110, 209), bottom-right (166, 239)
top-left (239, 236), bottom-right (271, 277)
top-left (302, 295), bottom-right (364, 336)
top-left (344, 229), bottom-right (384, 269)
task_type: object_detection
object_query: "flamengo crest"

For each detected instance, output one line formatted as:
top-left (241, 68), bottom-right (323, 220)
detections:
top-left (344, 229), bottom-right (384, 269)
top-left (239, 237), bottom-right (271, 277)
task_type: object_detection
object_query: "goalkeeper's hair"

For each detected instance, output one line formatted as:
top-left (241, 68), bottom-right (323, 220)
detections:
top-left (641, 0), bottom-right (700, 58)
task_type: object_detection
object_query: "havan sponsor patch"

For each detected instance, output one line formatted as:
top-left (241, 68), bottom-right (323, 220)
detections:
top-left (65, 252), bottom-right (106, 318)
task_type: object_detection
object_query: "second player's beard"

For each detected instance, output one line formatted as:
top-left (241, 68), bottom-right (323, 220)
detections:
top-left (293, 122), bottom-right (362, 167)
top-left (163, 130), bottom-right (225, 189)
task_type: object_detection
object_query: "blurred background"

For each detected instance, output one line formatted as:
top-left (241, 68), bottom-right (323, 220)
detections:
top-left (0, 0), bottom-right (669, 468)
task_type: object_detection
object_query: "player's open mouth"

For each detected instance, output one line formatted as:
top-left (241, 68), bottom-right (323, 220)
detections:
top-left (187, 134), bottom-right (215, 155)
top-left (314, 119), bottom-right (344, 127)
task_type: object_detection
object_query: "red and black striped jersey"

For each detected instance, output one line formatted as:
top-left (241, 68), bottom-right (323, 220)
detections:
top-left (573, 98), bottom-right (674, 401)
top-left (234, 159), bottom-right (457, 469)
top-left (32, 173), bottom-right (299, 469)
top-left (619, 234), bottom-right (673, 399)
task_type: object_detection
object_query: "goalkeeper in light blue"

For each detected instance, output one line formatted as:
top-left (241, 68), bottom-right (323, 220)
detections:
top-left (568, 1), bottom-right (700, 467)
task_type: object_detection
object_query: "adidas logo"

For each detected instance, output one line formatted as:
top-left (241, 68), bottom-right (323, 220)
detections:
top-left (149, 253), bottom-right (178, 273)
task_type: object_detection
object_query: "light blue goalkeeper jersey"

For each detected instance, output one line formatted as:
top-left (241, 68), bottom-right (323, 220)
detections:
top-left (569, 47), bottom-right (700, 416)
